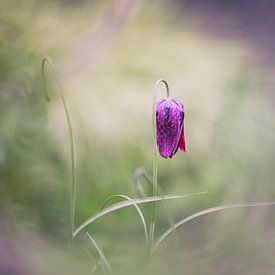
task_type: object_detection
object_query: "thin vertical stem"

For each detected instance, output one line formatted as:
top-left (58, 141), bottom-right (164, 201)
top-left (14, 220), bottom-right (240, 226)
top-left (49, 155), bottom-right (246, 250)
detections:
top-left (148, 79), bottom-right (170, 257)
top-left (42, 57), bottom-right (76, 249)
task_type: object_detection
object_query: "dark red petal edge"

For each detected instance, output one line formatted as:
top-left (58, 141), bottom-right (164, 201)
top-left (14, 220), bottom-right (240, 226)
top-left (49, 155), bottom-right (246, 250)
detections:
top-left (179, 127), bottom-right (186, 152)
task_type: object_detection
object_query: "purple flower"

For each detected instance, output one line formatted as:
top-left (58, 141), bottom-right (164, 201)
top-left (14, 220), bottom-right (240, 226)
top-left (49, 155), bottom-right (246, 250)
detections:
top-left (156, 98), bottom-right (186, 158)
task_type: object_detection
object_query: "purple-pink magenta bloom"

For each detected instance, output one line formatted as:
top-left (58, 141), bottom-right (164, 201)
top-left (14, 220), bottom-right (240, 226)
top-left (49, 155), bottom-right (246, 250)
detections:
top-left (156, 98), bottom-right (186, 158)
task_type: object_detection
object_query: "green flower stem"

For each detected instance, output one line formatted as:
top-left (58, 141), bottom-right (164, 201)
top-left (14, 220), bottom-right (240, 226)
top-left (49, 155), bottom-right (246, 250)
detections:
top-left (42, 57), bottom-right (76, 249)
top-left (148, 79), bottom-right (170, 257)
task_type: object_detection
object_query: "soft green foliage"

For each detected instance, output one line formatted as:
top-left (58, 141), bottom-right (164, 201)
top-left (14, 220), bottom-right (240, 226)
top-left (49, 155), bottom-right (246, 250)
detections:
top-left (0, 46), bottom-right (68, 239)
top-left (1, 1), bottom-right (275, 274)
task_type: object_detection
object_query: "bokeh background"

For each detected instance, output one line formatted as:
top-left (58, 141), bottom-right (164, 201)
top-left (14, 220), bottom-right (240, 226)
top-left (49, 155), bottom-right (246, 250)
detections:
top-left (1, 0), bottom-right (275, 274)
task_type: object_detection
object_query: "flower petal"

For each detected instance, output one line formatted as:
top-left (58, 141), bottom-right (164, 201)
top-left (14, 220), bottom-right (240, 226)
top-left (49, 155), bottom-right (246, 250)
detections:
top-left (179, 127), bottom-right (186, 152)
top-left (156, 98), bottom-right (184, 158)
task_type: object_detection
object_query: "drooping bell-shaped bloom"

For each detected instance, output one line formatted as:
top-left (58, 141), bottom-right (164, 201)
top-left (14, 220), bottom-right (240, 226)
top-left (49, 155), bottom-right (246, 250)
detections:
top-left (156, 98), bottom-right (186, 158)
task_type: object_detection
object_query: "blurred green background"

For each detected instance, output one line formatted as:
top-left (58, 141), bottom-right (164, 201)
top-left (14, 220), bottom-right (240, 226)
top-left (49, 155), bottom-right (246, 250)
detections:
top-left (1, 0), bottom-right (275, 274)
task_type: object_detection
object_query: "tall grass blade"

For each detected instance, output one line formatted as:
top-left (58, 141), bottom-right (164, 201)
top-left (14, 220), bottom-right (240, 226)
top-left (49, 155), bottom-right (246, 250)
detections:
top-left (152, 201), bottom-right (275, 254)
top-left (74, 192), bottom-right (207, 237)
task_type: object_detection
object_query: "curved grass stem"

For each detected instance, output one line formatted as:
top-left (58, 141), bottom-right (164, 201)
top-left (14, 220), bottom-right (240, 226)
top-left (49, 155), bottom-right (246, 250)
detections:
top-left (73, 193), bottom-right (207, 238)
top-left (151, 201), bottom-right (275, 254)
top-left (42, 57), bottom-right (76, 249)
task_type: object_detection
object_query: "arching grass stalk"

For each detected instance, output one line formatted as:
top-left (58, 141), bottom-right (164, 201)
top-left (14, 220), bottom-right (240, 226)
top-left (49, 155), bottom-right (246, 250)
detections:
top-left (151, 201), bottom-right (275, 254)
top-left (148, 79), bottom-right (170, 256)
top-left (73, 192), bottom-right (207, 238)
top-left (42, 57), bottom-right (76, 249)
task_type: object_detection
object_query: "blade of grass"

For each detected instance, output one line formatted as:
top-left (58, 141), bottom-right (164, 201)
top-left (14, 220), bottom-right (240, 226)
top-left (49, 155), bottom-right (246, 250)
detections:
top-left (85, 248), bottom-right (101, 274)
top-left (42, 57), bottom-right (76, 249)
top-left (99, 194), bottom-right (148, 243)
top-left (86, 232), bottom-right (111, 272)
top-left (74, 192), bottom-right (206, 238)
top-left (151, 201), bottom-right (275, 254)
